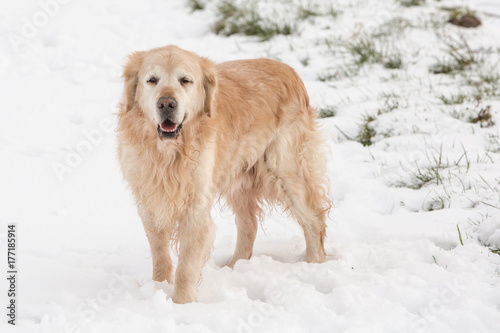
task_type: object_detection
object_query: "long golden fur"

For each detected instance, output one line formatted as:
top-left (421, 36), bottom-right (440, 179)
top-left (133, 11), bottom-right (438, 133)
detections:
top-left (117, 45), bottom-right (331, 303)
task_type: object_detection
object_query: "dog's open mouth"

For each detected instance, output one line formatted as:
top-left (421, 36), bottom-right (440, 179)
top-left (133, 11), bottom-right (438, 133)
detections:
top-left (157, 119), bottom-right (183, 140)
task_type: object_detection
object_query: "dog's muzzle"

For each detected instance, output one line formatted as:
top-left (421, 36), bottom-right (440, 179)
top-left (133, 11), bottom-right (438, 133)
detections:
top-left (156, 96), bottom-right (183, 140)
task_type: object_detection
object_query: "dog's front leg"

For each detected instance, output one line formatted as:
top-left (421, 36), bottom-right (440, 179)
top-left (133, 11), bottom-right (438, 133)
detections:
top-left (138, 206), bottom-right (174, 283)
top-left (173, 207), bottom-right (215, 303)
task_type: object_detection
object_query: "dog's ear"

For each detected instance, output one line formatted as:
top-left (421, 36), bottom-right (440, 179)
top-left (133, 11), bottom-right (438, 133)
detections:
top-left (121, 51), bottom-right (145, 113)
top-left (201, 57), bottom-right (218, 118)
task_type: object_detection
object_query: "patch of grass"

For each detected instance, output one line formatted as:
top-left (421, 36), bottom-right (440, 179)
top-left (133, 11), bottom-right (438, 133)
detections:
top-left (187, 0), bottom-right (206, 11)
top-left (469, 105), bottom-right (495, 127)
top-left (297, 7), bottom-right (318, 20)
top-left (317, 65), bottom-right (359, 81)
top-left (358, 115), bottom-right (377, 146)
top-left (318, 106), bottom-right (336, 118)
top-left (373, 17), bottom-right (412, 38)
top-left (326, 7), bottom-right (340, 18)
top-left (345, 38), bottom-right (403, 70)
top-left (442, 6), bottom-right (476, 20)
top-left (384, 53), bottom-right (403, 69)
top-left (299, 56), bottom-right (310, 67)
top-left (377, 93), bottom-right (401, 114)
top-left (214, 0), bottom-right (240, 33)
top-left (297, 4), bottom-right (340, 20)
top-left (448, 106), bottom-right (481, 121)
top-left (402, 148), bottom-right (449, 189)
top-left (317, 35), bottom-right (341, 57)
top-left (472, 83), bottom-right (499, 101)
top-left (473, 69), bottom-right (500, 98)
top-left (463, 65), bottom-right (500, 100)
top-left (347, 39), bottom-right (382, 66)
top-left (399, 0), bottom-right (425, 7)
top-left (479, 70), bottom-right (500, 85)
top-left (439, 93), bottom-right (467, 105)
top-left (445, 37), bottom-right (478, 69)
top-left (432, 38), bottom-right (497, 101)
top-left (318, 36), bottom-right (403, 81)
top-left (214, 0), bottom-right (296, 41)
top-left (317, 72), bottom-right (336, 82)
top-left (430, 59), bottom-right (456, 74)
top-left (425, 192), bottom-right (450, 211)
top-left (484, 133), bottom-right (500, 154)
top-left (409, 164), bottom-right (443, 189)
top-left (431, 35), bottom-right (480, 74)
top-left (397, 145), bottom-right (477, 202)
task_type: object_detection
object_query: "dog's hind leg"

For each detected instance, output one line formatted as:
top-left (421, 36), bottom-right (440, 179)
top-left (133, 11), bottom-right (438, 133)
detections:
top-left (285, 182), bottom-right (328, 264)
top-left (226, 180), bottom-right (261, 268)
top-left (265, 119), bottom-right (331, 263)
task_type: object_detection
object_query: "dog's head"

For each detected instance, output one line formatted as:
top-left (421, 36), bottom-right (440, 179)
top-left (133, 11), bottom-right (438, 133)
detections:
top-left (120, 45), bottom-right (217, 141)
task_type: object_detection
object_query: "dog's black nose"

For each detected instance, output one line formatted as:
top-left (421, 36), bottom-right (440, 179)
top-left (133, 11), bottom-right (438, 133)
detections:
top-left (157, 96), bottom-right (177, 112)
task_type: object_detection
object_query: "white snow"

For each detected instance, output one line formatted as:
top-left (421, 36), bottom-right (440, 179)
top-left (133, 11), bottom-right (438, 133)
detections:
top-left (1, 0), bottom-right (500, 332)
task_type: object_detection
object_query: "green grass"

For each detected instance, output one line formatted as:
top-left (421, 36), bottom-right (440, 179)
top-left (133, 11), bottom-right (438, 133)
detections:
top-left (318, 106), bottom-right (336, 118)
top-left (187, 0), bottom-right (206, 11)
top-left (373, 17), bottom-right (412, 38)
top-left (467, 66), bottom-right (500, 100)
top-left (441, 6), bottom-right (476, 20)
top-left (347, 39), bottom-right (383, 66)
top-left (214, 0), bottom-right (296, 41)
top-left (439, 93), bottom-right (467, 105)
top-left (446, 39), bottom-right (478, 69)
top-left (425, 192), bottom-right (450, 211)
top-left (430, 34), bottom-right (499, 102)
top-left (317, 72), bottom-right (337, 82)
top-left (358, 115), bottom-right (377, 146)
top-left (471, 83), bottom-right (499, 101)
top-left (399, 0), bottom-right (425, 7)
top-left (377, 93), bottom-right (401, 115)
top-left (408, 164), bottom-right (443, 189)
top-left (317, 65), bottom-right (359, 81)
top-left (297, 4), bottom-right (340, 20)
top-left (430, 60), bottom-right (456, 74)
top-left (431, 35), bottom-right (480, 74)
top-left (317, 35), bottom-right (404, 82)
top-left (478, 70), bottom-right (500, 85)
top-left (395, 145), bottom-right (477, 213)
top-left (384, 53), bottom-right (403, 69)
top-left (449, 107), bottom-right (480, 124)
top-left (297, 7), bottom-right (319, 20)
top-left (400, 148), bottom-right (449, 190)
top-left (344, 38), bottom-right (403, 70)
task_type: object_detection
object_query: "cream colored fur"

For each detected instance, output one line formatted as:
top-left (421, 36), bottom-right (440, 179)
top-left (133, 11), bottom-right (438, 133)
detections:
top-left (117, 45), bottom-right (331, 303)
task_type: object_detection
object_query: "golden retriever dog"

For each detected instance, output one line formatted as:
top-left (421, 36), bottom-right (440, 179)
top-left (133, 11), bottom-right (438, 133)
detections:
top-left (117, 45), bottom-right (331, 303)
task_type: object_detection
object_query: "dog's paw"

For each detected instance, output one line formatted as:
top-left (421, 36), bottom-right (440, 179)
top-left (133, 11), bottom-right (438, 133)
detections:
top-left (226, 258), bottom-right (237, 269)
top-left (153, 269), bottom-right (174, 284)
top-left (304, 251), bottom-right (326, 263)
top-left (172, 290), bottom-right (196, 304)
top-left (172, 281), bottom-right (197, 304)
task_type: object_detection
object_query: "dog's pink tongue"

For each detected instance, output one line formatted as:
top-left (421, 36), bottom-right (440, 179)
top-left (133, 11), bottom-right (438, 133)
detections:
top-left (160, 120), bottom-right (177, 132)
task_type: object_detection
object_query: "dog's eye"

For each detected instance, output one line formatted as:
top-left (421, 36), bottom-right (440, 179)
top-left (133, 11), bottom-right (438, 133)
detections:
top-left (147, 77), bottom-right (158, 84)
top-left (180, 77), bottom-right (192, 85)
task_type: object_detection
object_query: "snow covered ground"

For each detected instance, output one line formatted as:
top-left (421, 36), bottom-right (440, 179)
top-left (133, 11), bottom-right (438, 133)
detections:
top-left (1, 0), bottom-right (500, 332)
